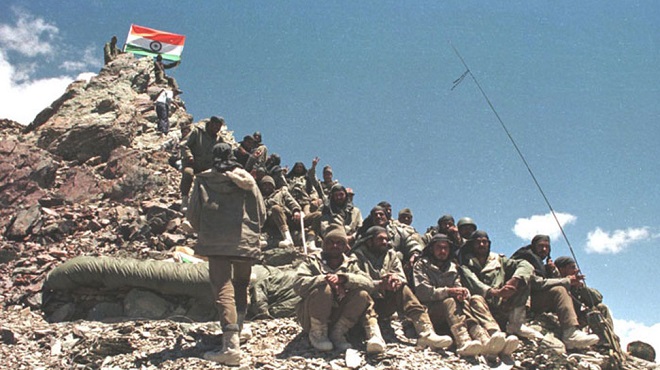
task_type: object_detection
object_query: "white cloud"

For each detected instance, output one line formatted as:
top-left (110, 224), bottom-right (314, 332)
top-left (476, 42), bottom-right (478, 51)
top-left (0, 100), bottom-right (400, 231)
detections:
top-left (0, 10), bottom-right (97, 125)
top-left (0, 7), bottom-right (59, 57)
top-left (614, 318), bottom-right (660, 361)
top-left (585, 227), bottom-right (651, 254)
top-left (61, 45), bottom-right (102, 72)
top-left (512, 212), bottom-right (577, 242)
top-left (0, 50), bottom-right (74, 124)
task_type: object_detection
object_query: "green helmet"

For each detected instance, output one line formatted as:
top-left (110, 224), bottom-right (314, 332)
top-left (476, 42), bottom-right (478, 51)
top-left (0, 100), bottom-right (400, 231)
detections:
top-left (457, 217), bottom-right (476, 228)
top-left (628, 341), bottom-right (656, 362)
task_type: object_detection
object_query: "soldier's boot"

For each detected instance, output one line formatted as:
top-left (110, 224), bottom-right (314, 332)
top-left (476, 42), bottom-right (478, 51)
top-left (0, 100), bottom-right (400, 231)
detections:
top-left (364, 318), bottom-right (387, 355)
top-left (329, 317), bottom-right (354, 352)
top-left (414, 321), bottom-right (453, 349)
top-left (500, 335), bottom-right (520, 357)
top-left (469, 325), bottom-right (505, 356)
top-left (562, 326), bottom-right (600, 350)
top-left (278, 230), bottom-right (294, 248)
top-left (308, 318), bottom-right (333, 352)
top-left (237, 312), bottom-right (252, 344)
top-left (203, 324), bottom-right (241, 366)
top-left (451, 324), bottom-right (483, 357)
top-left (505, 306), bottom-right (543, 340)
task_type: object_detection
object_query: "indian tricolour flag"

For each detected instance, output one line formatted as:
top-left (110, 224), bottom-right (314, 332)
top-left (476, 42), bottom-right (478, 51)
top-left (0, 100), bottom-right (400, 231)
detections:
top-left (124, 24), bottom-right (185, 61)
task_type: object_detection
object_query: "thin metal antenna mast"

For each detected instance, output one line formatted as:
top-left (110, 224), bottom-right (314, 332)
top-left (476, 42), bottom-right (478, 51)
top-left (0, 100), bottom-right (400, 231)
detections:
top-left (449, 43), bottom-right (583, 274)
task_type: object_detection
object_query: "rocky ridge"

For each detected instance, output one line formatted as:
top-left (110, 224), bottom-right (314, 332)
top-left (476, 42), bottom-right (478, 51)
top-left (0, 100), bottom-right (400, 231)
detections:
top-left (0, 54), bottom-right (657, 369)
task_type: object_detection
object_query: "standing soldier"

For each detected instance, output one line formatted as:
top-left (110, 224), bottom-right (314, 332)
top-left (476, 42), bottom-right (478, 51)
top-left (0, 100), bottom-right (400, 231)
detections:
top-left (103, 36), bottom-right (122, 64)
top-left (187, 143), bottom-right (266, 366)
top-left (180, 116), bottom-right (224, 211)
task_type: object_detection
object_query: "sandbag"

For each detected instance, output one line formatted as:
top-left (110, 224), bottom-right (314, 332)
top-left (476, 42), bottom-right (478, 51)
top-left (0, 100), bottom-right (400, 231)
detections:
top-left (43, 256), bottom-right (211, 299)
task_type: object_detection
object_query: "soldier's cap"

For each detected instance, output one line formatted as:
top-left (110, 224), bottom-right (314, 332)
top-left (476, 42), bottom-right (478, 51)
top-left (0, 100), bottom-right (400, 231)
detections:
top-left (399, 208), bottom-right (413, 217)
top-left (469, 230), bottom-right (490, 241)
top-left (209, 116), bottom-right (225, 125)
top-left (531, 234), bottom-right (550, 246)
top-left (243, 135), bottom-right (256, 142)
top-left (323, 165), bottom-right (333, 174)
top-left (437, 214), bottom-right (455, 225)
top-left (345, 187), bottom-right (354, 195)
top-left (365, 226), bottom-right (387, 239)
top-left (324, 224), bottom-right (347, 244)
top-left (428, 233), bottom-right (453, 247)
top-left (260, 176), bottom-right (275, 187)
top-left (554, 256), bottom-right (576, 268)
top-left (330, 183), bottom-right (346, 194)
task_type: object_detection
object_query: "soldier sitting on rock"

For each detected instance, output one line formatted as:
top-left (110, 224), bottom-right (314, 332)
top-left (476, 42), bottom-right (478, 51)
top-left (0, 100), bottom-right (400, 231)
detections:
top-left (458, 231), bottom-right (543, 341)
top-left (259, 175), bottom-right (301, 248)
top-left (553, 255), bottom-right (618, 347)
top-left (511, 235), bottom-right (599, 349)
top-left (414, 234), bottom-right (519, 358)
top-left (351, 225), bottom-right (453, 351)
top-left (293, 224), bottom-right (386, 353)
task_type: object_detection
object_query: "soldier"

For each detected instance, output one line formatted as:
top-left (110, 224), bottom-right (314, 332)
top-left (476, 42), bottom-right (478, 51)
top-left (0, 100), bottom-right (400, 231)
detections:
top-left (352, 226), bottom-right (453, 350)
top-left (553, 255), bottom-right (617, 346)
top-left (414, 234), bottom-right (519, 358)
top-left (293, 224), bottom-right (386, 353)
top-left (286, 160), bottom-right (322, 214)
top-left (358, 206), bottom-right (423, 285)
top-left (320, 165), bottom-right (338, 197)
top-left (154, 54), bottom-right (182, 93)
top-left (393, 208), bottom-right (425, 255)
top-left (180, 116), bottom-right (224, 211)
top-left (319, 184), bottom-right (363, 247)
top-left (103, 36), bottom-right (122, 64)
top-left (154, 88), bottom-right (174, 134)
top-left (511, 235), bottom-right (599, 349)
top-left (259, 176), bottom-right (301, 248)
top-left (459, 230), bottom-right (543, 341)
top-left (397, 208), bottom-right (414, 226)
top-left (423, 215), bottom-right (465, 254)
top-left (456, 217), bottom-right (477, 241)
top-left (187, 143), bottom-right (266, 366)
top-left (234, 135), bottom-right (257, 167)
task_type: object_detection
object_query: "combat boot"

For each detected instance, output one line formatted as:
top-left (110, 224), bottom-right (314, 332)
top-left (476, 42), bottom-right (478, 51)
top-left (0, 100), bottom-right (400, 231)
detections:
top-left (278, 230), bottom-right (294, 248)
top-left (329, 317), bottom-right (353, 351)
top-left (451, 324), bottom-right (483, 357)
top-left (308, 318), bottom-right (333, 351)
top-left (562, 326), bottom-right (599, 349)
top-left (505, 306), bottom-right (543, 340)
top-left (469, 325), bottom-right (505, 356)
top-left (203, 324), bottom-right (241, 366)
top-left (500, 335), bottom-right (520, 356)
top-left (415, 322), bottom-right (453, 349)
top-left (364, 318), bottom-right (386, 354)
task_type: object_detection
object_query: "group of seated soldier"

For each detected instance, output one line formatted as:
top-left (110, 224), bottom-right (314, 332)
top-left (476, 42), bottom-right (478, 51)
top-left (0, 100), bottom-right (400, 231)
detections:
top-left (178, 118), bottom-right (614, 360)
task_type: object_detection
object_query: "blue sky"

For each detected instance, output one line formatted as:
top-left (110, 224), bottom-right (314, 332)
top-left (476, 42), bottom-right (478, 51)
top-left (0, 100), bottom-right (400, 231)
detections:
top-left (1, 1), bottom-right (658, 353)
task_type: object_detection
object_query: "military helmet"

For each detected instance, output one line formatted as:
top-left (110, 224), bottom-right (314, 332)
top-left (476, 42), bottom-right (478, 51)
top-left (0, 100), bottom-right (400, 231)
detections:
top-left (457, 217), bottom-right (476, 228)
top-left (628, 341), bottom-right (656, 362)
